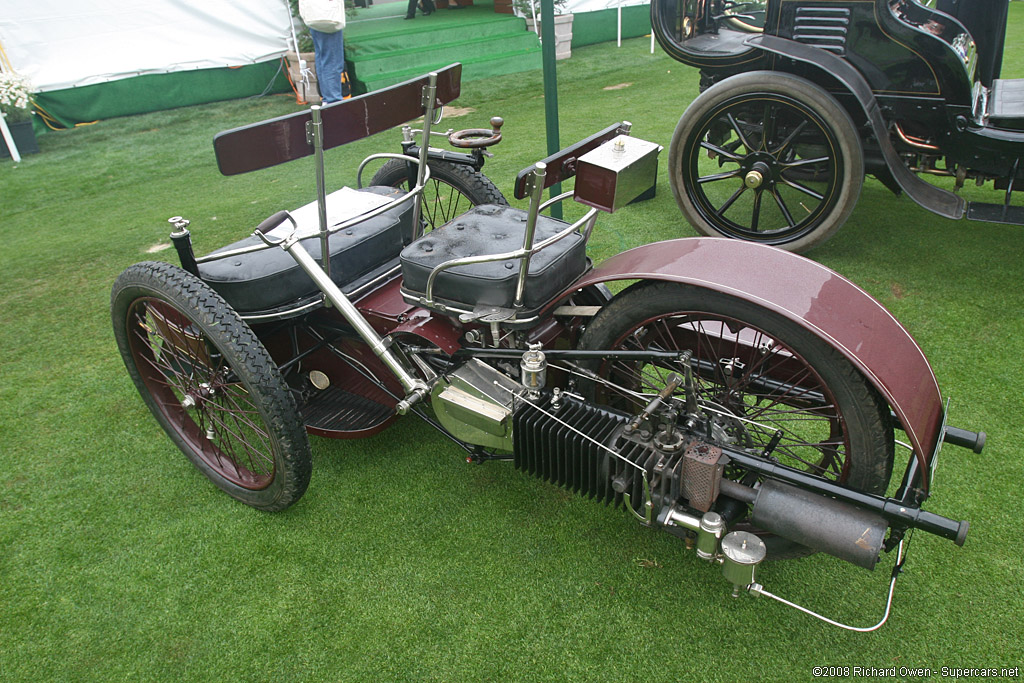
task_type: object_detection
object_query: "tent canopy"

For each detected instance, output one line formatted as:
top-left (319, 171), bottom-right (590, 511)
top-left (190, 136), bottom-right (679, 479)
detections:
top-left (0, 0), bottom-right (293, 93)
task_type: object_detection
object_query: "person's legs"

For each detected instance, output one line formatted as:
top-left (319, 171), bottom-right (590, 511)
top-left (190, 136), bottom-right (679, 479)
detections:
top-left (310, 28), bottom-right (346, 103)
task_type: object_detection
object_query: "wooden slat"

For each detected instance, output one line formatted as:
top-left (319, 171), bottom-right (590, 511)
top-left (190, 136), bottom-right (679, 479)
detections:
top-left (214, 63), bottom-right (463, 176)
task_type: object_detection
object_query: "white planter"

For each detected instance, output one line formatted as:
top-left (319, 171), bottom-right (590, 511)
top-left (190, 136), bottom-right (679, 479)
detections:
top-left (525, 13), bottom-right (574, 60)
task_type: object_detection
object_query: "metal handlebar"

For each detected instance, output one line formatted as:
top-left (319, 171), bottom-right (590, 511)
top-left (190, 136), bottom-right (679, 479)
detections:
top-left (253, 211), bottom-right (298, 248)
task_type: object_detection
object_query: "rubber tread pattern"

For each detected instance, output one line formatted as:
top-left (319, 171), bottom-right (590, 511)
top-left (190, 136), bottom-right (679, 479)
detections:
top-left (111, 261), bottom-right (312, 511)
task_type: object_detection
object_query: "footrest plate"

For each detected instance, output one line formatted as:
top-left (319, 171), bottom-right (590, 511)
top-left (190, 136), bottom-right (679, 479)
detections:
top-left (966, 201), bottom-right (1024, 226)
top-left (300, 384), bottom-right (395, 436)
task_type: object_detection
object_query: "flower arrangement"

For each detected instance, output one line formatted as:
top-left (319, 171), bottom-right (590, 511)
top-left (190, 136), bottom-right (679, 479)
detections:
top-left (0, 71), bottom-right (34, 124)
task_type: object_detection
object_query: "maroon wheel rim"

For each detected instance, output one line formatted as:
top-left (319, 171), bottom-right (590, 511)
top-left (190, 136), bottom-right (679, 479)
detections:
top-left (125, 297), bottom-right (276, 489)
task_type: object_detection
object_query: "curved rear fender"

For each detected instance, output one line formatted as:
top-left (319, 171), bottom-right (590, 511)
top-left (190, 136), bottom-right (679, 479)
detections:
top-left (566, 238), bottom-right (943, 471)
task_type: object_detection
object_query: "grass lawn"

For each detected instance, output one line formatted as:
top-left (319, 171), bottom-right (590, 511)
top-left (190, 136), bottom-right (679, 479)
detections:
top-left (2, 15), bottom-right (1023, 683)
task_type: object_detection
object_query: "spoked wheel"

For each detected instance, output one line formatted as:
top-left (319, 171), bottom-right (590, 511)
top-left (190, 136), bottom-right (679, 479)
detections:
top-left (370, 159), bottom-right (508, 231)
top-left (111, 261), bottom-right (311, 511)
top-left (670, 72), bottom-right (863, 253)
top-left (579, 281), bottom-right (893, 558)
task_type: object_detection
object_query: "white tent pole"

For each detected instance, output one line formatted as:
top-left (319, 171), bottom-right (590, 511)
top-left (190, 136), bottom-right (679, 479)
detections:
top-left (282, 0), bottom-right (312, 101)
top-left (617, 5), bottom-right (622, 46)
top-left (284, 0), bottom-right (300, 56)
top-left (0, 114), bottom-right (22, 163)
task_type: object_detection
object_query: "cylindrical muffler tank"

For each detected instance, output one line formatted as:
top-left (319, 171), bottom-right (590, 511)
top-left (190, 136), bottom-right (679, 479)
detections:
top-left (751, 479), bottom-right (889, 570)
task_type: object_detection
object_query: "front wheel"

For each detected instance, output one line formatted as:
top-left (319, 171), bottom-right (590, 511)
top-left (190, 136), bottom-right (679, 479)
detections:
top-left (578, 281), bottom-right (894, 558)
top-left (670, 72), bottom-right (863, 253)
top-left (370, 159), bottom-right (507, 231)
top-left (111, 261), bottom-right (312, 511)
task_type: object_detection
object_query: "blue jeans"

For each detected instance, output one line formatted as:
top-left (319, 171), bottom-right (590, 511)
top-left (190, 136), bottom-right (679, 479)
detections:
top-left (310, 28), bottom-right (347, 103)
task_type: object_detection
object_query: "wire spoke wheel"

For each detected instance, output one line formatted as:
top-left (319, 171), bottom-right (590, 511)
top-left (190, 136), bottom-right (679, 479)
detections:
top-left (670, 72), bottom-right (863, 253)
top-left (598, 310), bottom-right (849, 481)
top-left (128, 298), bottom-right (277, 487)
top-left (580, 282), bottom-right (893, 558)
top-left (112, 262), bottom-right (311, 510)
top-left (370, 159), bottom-right (507, 232)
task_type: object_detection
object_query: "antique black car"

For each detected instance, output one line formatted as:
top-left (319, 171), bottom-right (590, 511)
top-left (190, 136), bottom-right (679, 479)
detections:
top-left (652, 0), bottom-right (1024, 251)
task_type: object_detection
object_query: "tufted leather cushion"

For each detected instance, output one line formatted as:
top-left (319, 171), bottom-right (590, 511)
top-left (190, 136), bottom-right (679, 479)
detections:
top-left (199, 186), bottom-right (413, 314)
top-left (400, 204), bottom-right (588, 311)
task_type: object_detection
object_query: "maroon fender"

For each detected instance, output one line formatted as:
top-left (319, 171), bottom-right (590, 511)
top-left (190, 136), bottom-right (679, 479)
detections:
top-left (564, 238), bottom-right (943, 477)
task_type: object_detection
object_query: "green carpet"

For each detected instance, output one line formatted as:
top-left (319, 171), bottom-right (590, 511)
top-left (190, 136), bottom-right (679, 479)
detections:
top-left (344, 0), bottom-right (541, 92)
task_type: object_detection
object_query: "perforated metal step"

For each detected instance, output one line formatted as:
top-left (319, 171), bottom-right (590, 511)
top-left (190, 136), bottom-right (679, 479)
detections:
top-left (300, 385), bottom-right (394, 434)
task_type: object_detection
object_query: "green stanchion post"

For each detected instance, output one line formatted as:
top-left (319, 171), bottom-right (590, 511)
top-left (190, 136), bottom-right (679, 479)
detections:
top-left (540, 0), bottom-right (562, 219)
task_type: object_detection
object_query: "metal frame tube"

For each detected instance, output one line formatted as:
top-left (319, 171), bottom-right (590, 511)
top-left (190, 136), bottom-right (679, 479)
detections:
top-left (413, 73), bottom-right (439, 239)
top-left (281, 238), bottom-right (425, 396)
top-left (514, 163), bottom-right (548, 307)
top-left (308, 106), bottom-right (332, 281)
top-left (720, 446), bottom-right (968, 544)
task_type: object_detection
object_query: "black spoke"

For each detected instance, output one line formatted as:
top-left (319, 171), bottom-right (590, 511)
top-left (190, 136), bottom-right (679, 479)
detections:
top-left (781, 155), bottom-right (830, 169)
top-left (779, 177), bottom-right (825, 200)
top-left (726, 112), bottom-right (756, 152)
top-left (700, 140), bottom-right (744, 162)
top-left (750, 190), bottom-right (763, 232)
top-left (716, 185), bottom-right (747, 217)
top-left (770, 187), bottom-right (797, 227)
top-left (770, 120), bottom-right (808, 156)
top-left (761, 103), bottom-right (774, 151)
top-left (698, 169), bottom-right (743, 184)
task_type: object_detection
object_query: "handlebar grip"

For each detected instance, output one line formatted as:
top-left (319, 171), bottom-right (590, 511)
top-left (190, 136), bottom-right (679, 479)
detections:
top-left (943, 426), bottom-right (986, 454)
top-left (255, 210), bottom-right (291, 235)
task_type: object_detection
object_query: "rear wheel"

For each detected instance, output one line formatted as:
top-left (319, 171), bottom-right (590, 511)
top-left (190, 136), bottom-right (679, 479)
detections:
top-left (370, 159), bottom-right (507, 231)
top-left (111, 261), bottom-right (312, 511)
top-left (579, 281), bottom-right (894, 557)
top-left (670, 72), bottom-right (863, 253)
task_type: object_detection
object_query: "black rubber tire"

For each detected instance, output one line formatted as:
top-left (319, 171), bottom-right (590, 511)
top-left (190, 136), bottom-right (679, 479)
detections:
top-left (669, 71), bottom-right (863, 253)
top-left (370, 159), bottom-right (507, 231)
top-left (578, 281), bottom-right (894, 558)
top-left (111, 261), bottom-right (312, 511)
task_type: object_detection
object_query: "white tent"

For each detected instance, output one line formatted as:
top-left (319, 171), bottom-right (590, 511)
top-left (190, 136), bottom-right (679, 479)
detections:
top-left (0, 0), bottom-right (294, 93)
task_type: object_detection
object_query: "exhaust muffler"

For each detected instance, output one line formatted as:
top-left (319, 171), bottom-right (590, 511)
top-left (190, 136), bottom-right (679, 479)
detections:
top-left (750, 479), bottom-right (889, 569)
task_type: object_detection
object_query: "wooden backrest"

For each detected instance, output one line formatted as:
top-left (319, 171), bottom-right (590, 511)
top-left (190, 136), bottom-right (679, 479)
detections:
top-left (512, 122), bottom-right (630, 199)
top-left (214, 63), bottom-right (463, 176)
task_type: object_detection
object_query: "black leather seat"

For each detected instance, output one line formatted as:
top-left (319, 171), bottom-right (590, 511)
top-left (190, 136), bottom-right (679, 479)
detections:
top-left (199, 186), bottom-right (413, 314)
top-left (400, 204), bottom-right (588, 311)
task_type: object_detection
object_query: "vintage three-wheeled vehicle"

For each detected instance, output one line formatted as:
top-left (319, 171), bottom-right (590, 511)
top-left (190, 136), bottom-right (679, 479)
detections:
top-left (653, 0), bottom-right (1024, 251)
top-left (111, 65), bottom-right (984, 628)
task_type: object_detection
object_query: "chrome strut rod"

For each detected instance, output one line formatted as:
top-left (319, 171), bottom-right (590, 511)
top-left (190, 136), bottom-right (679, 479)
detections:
top-left (260, 232), bottom-right (428, 412)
